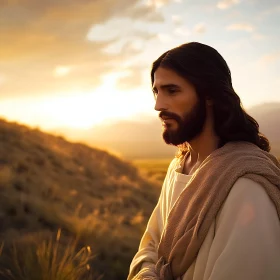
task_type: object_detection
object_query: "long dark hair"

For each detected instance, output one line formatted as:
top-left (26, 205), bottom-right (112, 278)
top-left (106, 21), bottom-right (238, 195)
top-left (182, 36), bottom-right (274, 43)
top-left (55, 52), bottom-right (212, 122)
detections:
top-left (151, 42), bottom-right (270, 156)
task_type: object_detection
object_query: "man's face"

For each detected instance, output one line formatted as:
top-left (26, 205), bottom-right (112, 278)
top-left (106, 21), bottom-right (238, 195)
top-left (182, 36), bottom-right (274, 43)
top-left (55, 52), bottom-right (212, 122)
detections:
top-left (153, 67), bottom-right (207, 145)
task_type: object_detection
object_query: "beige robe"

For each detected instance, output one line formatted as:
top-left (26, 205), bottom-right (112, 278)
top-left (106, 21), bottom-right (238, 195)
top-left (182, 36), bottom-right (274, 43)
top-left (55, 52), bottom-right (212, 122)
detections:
top-left (128, 157), bottom-right (280, 280)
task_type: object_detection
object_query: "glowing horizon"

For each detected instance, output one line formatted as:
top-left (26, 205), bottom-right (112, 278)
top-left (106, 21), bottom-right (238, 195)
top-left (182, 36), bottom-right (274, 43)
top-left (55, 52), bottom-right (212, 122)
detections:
top-left (0, 0), bottom-right (279, 131)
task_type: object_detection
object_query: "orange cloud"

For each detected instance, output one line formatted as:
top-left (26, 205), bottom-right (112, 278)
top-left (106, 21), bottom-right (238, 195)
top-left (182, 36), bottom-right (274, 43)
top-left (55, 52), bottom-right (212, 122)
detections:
top-left (217, 0), bottom-right (240, 10)
top-left (0, 0), bottom-right (163, 98)
top-left (258, 51), bottom-right (280, 65)
top-left (116, 67), bottom-right (146, 91)
top-left (226, 23), bottom-right (254, 32)
top-left (194, 23), bottom-right (206, 34)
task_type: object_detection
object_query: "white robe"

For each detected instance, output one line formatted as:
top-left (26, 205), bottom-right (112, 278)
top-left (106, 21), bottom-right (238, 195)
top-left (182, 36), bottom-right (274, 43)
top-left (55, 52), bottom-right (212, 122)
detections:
top-left (127, 158), bottom-right (280, 280)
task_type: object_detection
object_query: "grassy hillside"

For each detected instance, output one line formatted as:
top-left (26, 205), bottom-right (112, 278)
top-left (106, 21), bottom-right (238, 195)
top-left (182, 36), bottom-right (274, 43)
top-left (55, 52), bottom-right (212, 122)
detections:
top-left (133, 159), bottom-right (171, 183)
top-left (0, 118), bottom-right (163, 280)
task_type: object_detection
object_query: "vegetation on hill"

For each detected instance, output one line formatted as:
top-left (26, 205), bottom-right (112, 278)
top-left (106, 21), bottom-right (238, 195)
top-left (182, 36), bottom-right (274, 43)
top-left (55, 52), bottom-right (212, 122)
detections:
top-left (0, 118), bottom-right (163, 280)
top-left (132, 159), bottom-right (171, 184)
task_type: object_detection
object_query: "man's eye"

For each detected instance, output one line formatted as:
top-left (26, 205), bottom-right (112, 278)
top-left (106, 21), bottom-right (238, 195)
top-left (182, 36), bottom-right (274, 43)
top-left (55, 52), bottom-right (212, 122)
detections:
top-left (168, 88), bottom-right (177, 95)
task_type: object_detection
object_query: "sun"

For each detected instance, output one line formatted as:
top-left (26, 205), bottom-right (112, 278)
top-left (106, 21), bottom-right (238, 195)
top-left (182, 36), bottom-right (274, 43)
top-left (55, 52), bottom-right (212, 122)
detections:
top-left (0, 86), bottom-right (120, 130)
top-left (0, 73), bottom-right (155, 131)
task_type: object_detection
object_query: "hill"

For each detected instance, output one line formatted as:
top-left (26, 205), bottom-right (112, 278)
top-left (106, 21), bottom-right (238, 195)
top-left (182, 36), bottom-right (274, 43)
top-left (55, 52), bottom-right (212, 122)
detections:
top-left (0, 118), bottom-right (162, 280)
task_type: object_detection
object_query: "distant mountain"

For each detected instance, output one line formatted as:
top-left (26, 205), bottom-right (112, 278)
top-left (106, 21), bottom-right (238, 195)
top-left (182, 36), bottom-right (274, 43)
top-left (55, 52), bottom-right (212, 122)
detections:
top-left (0, 118), bottom-right (161, 280)
top-left (52, 120), bottom-right (177, 160)
top-left (52, 102), bottom-right (280, 159)
top-left (247, 103), bottom-right (280, 156)
top-left (83, 120), bottom-right (177, 159)
top-left (248, 103), bottom-right (280, 142)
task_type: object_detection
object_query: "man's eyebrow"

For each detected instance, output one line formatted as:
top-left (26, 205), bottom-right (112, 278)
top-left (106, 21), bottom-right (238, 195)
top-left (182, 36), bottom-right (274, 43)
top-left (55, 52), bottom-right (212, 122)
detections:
top-left (152, 84), bottom-right (180, 92)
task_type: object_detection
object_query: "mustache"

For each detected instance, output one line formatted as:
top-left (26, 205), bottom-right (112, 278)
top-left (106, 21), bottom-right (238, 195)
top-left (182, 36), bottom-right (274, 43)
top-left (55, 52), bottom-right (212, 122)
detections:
top-left (159, 111), bottom-right (181, 121)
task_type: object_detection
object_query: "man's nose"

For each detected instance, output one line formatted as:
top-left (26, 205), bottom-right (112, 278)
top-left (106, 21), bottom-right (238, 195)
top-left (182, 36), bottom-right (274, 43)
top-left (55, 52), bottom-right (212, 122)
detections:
top-left (154, 94), bottom-right (167, 112)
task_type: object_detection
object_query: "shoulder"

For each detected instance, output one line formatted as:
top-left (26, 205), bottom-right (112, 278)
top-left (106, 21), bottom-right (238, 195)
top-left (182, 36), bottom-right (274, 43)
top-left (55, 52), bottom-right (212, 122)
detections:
top-left (225, 177), bottom-right (273, 206)
top-left (160, 157), bottom-right (181, 194)
top-left (206, 179), bottom-right (280, 280)
top-left (167, 157), bottom-right (181, 173)
top-left (216, 177), bottom-right (279, 229)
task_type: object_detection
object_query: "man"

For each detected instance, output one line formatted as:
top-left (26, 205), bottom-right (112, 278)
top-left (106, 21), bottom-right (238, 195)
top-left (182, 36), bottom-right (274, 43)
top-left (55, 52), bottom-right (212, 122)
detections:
top-left (127, 42), bottom-right (280, 280)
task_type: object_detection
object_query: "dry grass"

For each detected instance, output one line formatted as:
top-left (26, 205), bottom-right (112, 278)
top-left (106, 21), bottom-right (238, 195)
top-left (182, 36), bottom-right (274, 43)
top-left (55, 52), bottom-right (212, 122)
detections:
top-left (0, 118), bottom-right (279, 279)
top-left (133, 158), bottom-right (171, 185)
top-left (0, 229), bottom-right (94, 280)
top-left (0, 118), bottom-right (161, 280)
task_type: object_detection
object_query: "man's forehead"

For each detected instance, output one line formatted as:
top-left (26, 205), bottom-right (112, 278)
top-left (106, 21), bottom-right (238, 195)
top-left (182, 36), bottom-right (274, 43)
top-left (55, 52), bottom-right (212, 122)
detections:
top-left (153, 68), bottom-right (181, 87)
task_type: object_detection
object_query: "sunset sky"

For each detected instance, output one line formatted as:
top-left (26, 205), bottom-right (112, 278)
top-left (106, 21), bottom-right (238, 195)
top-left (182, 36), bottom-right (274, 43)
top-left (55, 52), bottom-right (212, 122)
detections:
top-left (0, 0), bottom-right (280, 130)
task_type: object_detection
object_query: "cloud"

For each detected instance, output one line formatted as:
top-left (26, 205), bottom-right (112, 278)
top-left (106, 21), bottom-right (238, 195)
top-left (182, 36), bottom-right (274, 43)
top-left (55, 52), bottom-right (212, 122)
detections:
top-left (174, 27), bottom-right (191, 37)
top-left (87, 18), bottom-right (157, 44)
top-left (116, 71), bottom-right (142, 90)
top-left (262, 4), bottom-right (280, 17)
top-left (103, 39), bottom-right (145, 55)
top-left (145, 0), bottom-right (179, 8)
top-left (115, 68), bottom-right (145, 91)
top-left (251, 33), bottom-right (266, 41)
top-left (0, 0), bottom-right (163, 60)
top-left (121, 4), bottom-right (164, 21)
top-left (146, 0), bottom-right (169, 8)
top-left (194, 23), bottom-right (206, 34)
top-left (258, 51), bottom-right (280, 65)
top-left (226, 23), bottom-right (254, 32)
top-left (157, 33), bottom-right (173, 42)
top-left (0, 0), bottom-right (164, 98)
top-left (171, 15), bottom-right (183, 25)
top-left (217, 0), bottom-right (240, 10)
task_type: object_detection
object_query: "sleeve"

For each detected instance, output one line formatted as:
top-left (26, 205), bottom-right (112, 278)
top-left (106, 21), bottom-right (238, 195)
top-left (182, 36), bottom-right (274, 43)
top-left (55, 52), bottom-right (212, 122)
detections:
top-left (203, 177), bottom-right (280, 280)
top-left (127, 158), bottom-right (178, 280)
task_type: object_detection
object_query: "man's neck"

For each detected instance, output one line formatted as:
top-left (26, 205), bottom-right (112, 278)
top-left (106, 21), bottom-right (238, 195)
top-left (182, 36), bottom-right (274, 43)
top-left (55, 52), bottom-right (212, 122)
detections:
top-left (182, 131), bottom-right (220, 175)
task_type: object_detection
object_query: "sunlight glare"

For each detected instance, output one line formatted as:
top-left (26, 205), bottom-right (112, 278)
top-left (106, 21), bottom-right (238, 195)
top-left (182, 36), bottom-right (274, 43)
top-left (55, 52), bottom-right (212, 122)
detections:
top-left (0, 72), bottom-right (155, 130)
top-left (54, 66), bottom-right (71, 77)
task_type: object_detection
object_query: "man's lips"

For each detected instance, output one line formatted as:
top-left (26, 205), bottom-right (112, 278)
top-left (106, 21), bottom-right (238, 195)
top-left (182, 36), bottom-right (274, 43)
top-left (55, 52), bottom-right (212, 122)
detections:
top-left (159, 112), bottom-right (179, 125)
top-left (161, 118), bottom-right (176, 126)
top-left (160, 115), bottom-right (176, 121)
top-left (161, 118), bottom-right (174, 121)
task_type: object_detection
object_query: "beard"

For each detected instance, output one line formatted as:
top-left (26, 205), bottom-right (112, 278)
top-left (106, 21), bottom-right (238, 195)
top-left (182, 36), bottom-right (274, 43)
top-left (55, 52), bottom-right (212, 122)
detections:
top-left (160, 99), bottom-right (206, 146)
